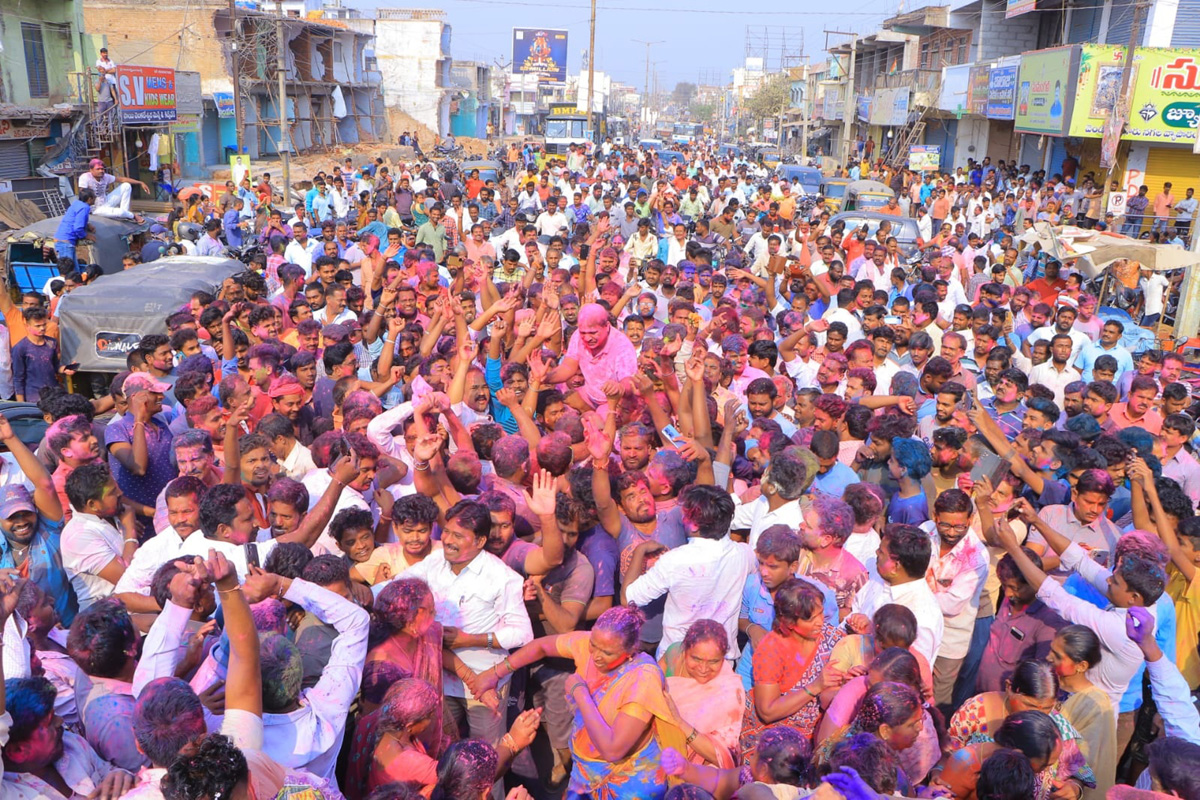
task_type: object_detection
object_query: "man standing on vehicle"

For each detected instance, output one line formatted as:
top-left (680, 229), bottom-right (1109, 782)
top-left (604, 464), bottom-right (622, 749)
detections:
top-left (54, 188), bottom-right (96, 267)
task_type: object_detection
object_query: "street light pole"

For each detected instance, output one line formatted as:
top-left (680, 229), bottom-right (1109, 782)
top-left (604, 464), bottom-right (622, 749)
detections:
top-left (587, 0), bottom-right (597, 130)
top-left (275, 0), bottom-right (289, 204)
top-left (632, 39), bottom-right (662, 134)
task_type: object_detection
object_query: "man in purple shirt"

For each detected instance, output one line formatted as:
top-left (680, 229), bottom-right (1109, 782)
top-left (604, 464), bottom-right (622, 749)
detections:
top-left (976, 547), bottom-right (1066, 693)
top-left (105, 373), bottom-right (178, 513)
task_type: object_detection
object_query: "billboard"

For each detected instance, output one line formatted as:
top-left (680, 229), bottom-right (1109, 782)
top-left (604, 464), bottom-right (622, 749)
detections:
top-left (115, 65), bottom-right (177, 124)
top-left (869, 87), bottom-right (910, 126)
top-left (968, 66), bottom-right (991, 116)
top-left (909, 144), bottom-right (941, 171)
top-left (512, 28), bottom-right (568, 83)
top-left (1014, 46), bottom-right (1078, 135)
top-left (1126, 48), bottom-right (1200, 143)
top-left (987, 65), bottom-right (1019, 119)
top-left (1007, 0), bottom-right (1036, 17)
top-left (1067, 44), bottom-right (1127, 137)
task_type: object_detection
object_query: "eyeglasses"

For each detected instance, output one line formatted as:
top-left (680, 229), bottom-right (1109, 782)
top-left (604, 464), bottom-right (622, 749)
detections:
top-left (936, 521), bottom-right (970, 534)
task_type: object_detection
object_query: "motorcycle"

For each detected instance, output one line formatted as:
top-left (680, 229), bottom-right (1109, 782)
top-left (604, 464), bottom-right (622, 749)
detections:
top-left (433, 143), bottom-right (464, 159)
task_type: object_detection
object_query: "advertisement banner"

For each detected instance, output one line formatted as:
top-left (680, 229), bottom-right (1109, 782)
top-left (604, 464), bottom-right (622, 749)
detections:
top-left (987, 65), bottom-right (1018, 119)
top-left (857, 95), bottom-right (872, 122)
top-left (1014, 46), bottom-right (1077, 135)
top-left (1126, 48), bottom-right (1200, 143)
top-left (1067, 44), bottom-right (1127, 137)
top-left (511, 28), bottom-right (568, 83)
top-left (213, 92), bottom-right (235, 118)
top-left (968, 66), bottom-right (991, 116)
top-left (115, 65), bottom-right (177, 124)
top-left (1007, 0), bottom-right (1036, 17)
top-left (909, 144), bottom-right (941, 171)
top-left (869, 87), bottom-right (910, 126)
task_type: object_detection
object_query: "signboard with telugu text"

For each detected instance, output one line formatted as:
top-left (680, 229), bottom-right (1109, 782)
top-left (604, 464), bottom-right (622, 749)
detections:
top-left (1126, 47), bottom-right (1200, 143)
top-left (116, 65), bottom-right (177, 124)
top-left (512, 28), bottom-right (568, 83)
top-left (214, 92), bottom-right (235, 118)
top-left (1014, 46), bottom-right (1077, 135)
top-left (0, 119), bottom-right (51, 140)
top-left (987, 65), bottom-right (1018, 119)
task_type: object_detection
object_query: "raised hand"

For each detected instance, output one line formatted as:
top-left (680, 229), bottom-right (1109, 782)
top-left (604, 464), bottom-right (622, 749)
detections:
top-left (524, 469), bottom-right (557, 517)
top-left (330, 451), bottom-right (361, 486)
top-left (240, 565), bottom-right (282, 604)
top-left (411, 432), bottom-right (442, 463)
top-left (516, 316), bottom-right (535, 339)
top-left (494, 387), bottom-right (519, 409)
top-left (582, 416), bottom-right (612, 462)
top-left (684, 353), bottom-right (705, 384)
top-left (1125, 605), bottom-right (1155, 645)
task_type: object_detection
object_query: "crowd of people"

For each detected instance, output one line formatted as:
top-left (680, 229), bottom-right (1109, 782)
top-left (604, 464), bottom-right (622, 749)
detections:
top-left (6, 136), bottom-right (1200, 800)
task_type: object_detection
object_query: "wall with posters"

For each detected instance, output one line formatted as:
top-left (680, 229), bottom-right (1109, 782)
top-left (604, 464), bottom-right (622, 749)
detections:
top-left (1066, 47), bottom-right (1200, 144)
top-left (512, 29), bottom-right (568, 83)
top-left (1014, 46), bottom-right (1078, 135)
top-left (115, 65), bottom-right (178, 124)
top-left (870, 87), bottom-right (910, 126)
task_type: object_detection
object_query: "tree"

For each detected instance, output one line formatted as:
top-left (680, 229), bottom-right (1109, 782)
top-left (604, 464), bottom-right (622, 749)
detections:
top-left (672, 82), bottom-right (697, 107)
top-left (744, 74), bottom-right (791, 123)
top-left (691, 103), bottom-right (716, 124)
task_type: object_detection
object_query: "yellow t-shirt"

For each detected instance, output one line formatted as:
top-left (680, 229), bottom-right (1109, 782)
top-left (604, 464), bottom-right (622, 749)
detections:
top-left (356, 541), bottom-right (442, 586)
top-left (1167, 566), bottom-right (1200, 689)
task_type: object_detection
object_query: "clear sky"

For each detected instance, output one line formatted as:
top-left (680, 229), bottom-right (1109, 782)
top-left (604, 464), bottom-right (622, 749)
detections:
top-left (355, 0), bottom-right (899, 91)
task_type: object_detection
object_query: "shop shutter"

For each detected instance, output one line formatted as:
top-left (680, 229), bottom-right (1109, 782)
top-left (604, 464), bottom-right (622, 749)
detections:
top-left (1049, 138), bottom-right (1068, 175)
top-left (1067, 5), bottom-right (1102, 44)
top-left (1173, 0), bottom-right (1200, 47)
top-left (1143, 145), bottom-right (1200, 200)
top-left (0, 141), bottom-right (31, 179)
top-left (1105, 0), bottom-right (1143, 46)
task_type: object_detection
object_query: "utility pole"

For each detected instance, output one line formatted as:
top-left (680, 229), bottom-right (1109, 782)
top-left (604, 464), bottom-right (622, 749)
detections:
top-left (586, 0), bottom-right (597, 131)
top-left (275, 0), bottom-right (289, 205)
top-left (632, 39), bottom-right (662, 134)
top-left (229, 0), bottom-right (244, 155)
top-left (825, 31), bottom-right (857, 165)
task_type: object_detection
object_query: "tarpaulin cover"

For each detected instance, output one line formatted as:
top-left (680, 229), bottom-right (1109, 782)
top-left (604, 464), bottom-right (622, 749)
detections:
top-left (58, 255), bottom-right (244, 372)
top-left (5, 215), bottom-right (151, 275)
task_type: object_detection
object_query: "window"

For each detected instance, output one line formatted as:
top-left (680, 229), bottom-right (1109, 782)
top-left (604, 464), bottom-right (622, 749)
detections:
top-left (21, 23), bottom-right (49, 99)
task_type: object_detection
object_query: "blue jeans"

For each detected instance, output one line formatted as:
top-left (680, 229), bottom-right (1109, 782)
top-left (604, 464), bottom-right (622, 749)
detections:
top-left (1153, 217), bottom-right (1171, 234)
top-left (1122, 217), bottom-right (1143, 237)
top-left (54, 240), bottom-right (78, 266)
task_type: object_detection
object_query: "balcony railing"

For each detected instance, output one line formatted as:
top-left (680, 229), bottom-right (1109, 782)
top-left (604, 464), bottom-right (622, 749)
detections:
top-left (873, 68), bottom-right (941, 92)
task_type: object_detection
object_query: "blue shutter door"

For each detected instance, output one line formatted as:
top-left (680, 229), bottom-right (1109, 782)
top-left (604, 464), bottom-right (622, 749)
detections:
top-left (1173, 0), bottom-right (1200, 47)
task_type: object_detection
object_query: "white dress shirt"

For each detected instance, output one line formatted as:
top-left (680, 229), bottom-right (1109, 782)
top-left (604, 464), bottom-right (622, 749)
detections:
top-left (281, 441), bottom-right (318, 481)
top-left (283, 238), bottom-right (319, 277)
top-left (401, 549), bottom-right (534, 698)
top-left (731, 496), bottom-right (802, 550)
top-left (918, 525), bottom-right (989, 660)
top-left (263, 579), bottom-right (368, 782)
top-left (113, 526), bottom-right (187, 596)
top-left (625, 535), bottom-right (756, 659)
top-left (61, 511), bottom-right (124, 610)
top-left (853, 575), bottom-right (945, 664)
top-left (1036, 542), bottom-right (1152, 719)
top-left (302, 469), bottom-right (373, 555)
top-left (1028, 361), bottom-right (1083, 408)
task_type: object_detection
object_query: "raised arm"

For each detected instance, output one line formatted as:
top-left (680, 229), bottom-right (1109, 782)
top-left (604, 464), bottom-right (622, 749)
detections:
top-left (515, 470), bottom-right (565, 575)
top-left (209, 549), bottom-right (261, 716)
top-left (276, 455), bottom-right (359, 548)
top-left (1132, 457), bottom-right (1196, 581)
top-left (585, 417), bottom-right (622, 537)
top-left (0, 417), bottom-right (60, 521)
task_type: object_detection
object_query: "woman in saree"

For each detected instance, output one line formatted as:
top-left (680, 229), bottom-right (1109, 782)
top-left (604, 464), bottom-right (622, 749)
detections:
top-left (368, 678), bottom-right (541, 798)
top-left (815, 647), bottom-right (944, 785)
top-left (1048, 626), bottom-right (1115, 800)
top-left (949, 660), bottom-right (1068, 749)
top-left (660, 619), bottom-right (746, 769)
top-left (473, 605), bottom-right (682, 800)
top-left (813, 681), bottom-right (927, 792)
top-left (988, 711), bottom-right (1095, 800)
top-left (739, 577), bottom-right (844, 760)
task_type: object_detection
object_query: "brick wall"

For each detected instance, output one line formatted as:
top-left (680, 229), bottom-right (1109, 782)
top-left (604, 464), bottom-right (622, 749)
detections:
top-left (976, 0), bottom-right (1041, 62)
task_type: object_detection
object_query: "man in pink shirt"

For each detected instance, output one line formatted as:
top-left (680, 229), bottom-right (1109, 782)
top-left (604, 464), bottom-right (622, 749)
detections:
top-left (1109, 374), bottom-right (1164, 434)
top-left (542, 302), bottom-right (637, 409)
top-left (1153, 182), bottom-right (1176, 235)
